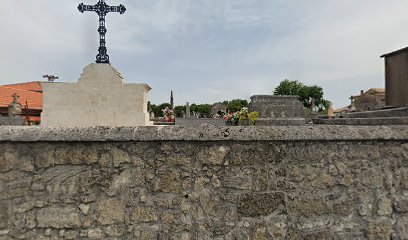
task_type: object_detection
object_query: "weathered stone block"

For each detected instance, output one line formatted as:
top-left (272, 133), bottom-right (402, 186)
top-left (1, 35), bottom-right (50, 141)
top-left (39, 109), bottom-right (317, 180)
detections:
top-left (88, 228), bottom-right (103, 239)
top-left (288, 197), bottom-right (332, 217)
top-left (64, 230), bottom-right (79, 239)
top-left (166, 154), bottom-right (191, 165)
top-left (221, 167), bottom-right (253, 190)
top-left (109, 169), bottom-right (145, 195)
top-left (97, 197), bottom-right (124, 225)
top-left (303, 230), bottom-right (331, 240)
top-left (43, 166), bottom-right (88, 202)
top-left (395, 217), bottom-right (408, 239)
top-left (37, 206), bottom-right (81, 228)
top-left (155, 169), bottom-right (181, 193)
top-left (333, 200), bottom-right (353, 216)
top-left (226, 143), bottom-right (282, 165)
top-left (134, 225), bottom-right (159, 240)
top-left (309, 173), bottom-right (335, 189)
top-left (377, 195), bottom-right (392, 216)
top-left (360, 168), bottom-right (384, 188)
top-left (252, 225), bottom-right (273, 240)
top-left (33, 143), bottom-right (55, 168)
top-left (197, 146), bottom-right (229, 165)
top-left (112, 147), bottom-right (131, 167)
top-left (237, 192), bottom-right (285, 217)
top-left (0, 149), bottom-right (16, 172)
top-left (0, 179), bottom-right (31, 199)
top-left (364, 222), bottom-right (391, 240)
top-left (161, 210), bottom-right (179, 224)
top-left (55, 144), bottom-right (98, 165)
top-left (105, 224), bottom-right (126, 237)
top-left (0, 203), bottom-right (8, 229)
top-left (131, 207), bottom-right (158, 222)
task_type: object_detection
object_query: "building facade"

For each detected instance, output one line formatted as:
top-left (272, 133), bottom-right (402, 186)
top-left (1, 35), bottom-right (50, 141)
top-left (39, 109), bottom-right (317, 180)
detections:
top-left (381, 47), bottom-right (408, 107)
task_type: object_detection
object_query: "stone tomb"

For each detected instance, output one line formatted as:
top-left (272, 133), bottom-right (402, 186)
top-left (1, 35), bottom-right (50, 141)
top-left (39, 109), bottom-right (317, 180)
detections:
top-left (249, 95), bottom-right (306, 125)
top-left (41, 63), bottom-right (152, 127)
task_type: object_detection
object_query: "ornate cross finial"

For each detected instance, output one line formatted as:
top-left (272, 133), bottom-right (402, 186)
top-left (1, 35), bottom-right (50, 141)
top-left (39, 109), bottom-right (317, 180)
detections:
top-left (78, 0), bottom-right (126, 64)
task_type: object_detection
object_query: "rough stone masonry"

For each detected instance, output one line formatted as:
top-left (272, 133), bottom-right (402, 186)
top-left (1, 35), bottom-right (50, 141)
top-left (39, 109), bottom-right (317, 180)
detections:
top-left (0, 126), bottom-right (408, 239)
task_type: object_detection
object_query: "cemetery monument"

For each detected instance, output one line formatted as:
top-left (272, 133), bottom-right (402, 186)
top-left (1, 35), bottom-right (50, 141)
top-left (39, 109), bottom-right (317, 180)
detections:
top-left (41, 0), bottom-right (152, 127)
top-left (0, 94), bottom-right (26, 126)
top-left (248, 95), bottom-right (306, 125)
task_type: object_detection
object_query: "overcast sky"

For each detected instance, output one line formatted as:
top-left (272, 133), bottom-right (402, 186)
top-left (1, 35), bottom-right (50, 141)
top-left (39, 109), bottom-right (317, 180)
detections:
top-left (1, 0), bottom-right (408, 108)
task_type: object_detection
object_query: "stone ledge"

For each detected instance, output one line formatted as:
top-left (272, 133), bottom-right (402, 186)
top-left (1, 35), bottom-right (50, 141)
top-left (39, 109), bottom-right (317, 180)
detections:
top-left (0, 125), bottom-right (407, 142)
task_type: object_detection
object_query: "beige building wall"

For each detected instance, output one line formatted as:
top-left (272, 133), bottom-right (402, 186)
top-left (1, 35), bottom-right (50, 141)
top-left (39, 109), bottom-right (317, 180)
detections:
top-left (41, 63), bottom-right (152, 127)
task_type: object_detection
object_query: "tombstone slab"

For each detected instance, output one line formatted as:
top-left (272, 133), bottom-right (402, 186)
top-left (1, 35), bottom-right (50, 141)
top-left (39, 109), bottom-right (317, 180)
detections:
top-left (248, 95), bottom-right (306, 126)
top-left (41, 63), bottom-right (152, 127)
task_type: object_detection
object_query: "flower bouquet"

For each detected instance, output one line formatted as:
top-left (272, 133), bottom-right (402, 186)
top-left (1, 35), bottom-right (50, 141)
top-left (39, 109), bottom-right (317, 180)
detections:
top-left (162, 107), bottom-right (175, 122)
top-left (224, 107), bottom-right (259, 126)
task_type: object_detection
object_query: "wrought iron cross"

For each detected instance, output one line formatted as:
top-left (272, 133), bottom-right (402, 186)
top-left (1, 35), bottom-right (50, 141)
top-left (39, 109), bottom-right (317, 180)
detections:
top-left (78, 0), bottom-right (126, 64)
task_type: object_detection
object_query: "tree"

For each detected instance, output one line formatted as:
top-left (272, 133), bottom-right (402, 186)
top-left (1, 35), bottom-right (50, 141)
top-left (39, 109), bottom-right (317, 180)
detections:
top-left (274, 79), bottom-right (330, 111)
top-left (191, 104), bottom-right (212, 117)
top-left (173, 105), bottom-right (186, 118)
top-left (273, 79), bottom-right (304, 96)
top-left (226, 99), bottom-right (248, 112)
top-left (149, 103), bottom-right (171, 117)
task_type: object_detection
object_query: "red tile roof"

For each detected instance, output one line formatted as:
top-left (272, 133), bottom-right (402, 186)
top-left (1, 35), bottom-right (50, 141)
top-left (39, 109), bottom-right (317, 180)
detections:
top-left (0, 82), bottom-right (43, 110)
top-left (26, 116), bottom-right (41, 122)
top-left (3, 81), bottom-right (43, 92)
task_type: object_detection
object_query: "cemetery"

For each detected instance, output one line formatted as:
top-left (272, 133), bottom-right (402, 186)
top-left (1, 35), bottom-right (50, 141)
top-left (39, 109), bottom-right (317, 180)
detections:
top-left (0, 1), bottom-right (408, 239)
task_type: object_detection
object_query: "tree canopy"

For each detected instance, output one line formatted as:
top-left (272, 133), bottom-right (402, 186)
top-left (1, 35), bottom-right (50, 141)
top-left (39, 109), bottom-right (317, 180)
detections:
top-left (191, 104), bottom-right (212, 117)
top-left (148, 98), bottom-right (250, 118)
top-left (274, 79), bottom-right (330, 111)
top-left (226, 99), bottom-right (248, 112)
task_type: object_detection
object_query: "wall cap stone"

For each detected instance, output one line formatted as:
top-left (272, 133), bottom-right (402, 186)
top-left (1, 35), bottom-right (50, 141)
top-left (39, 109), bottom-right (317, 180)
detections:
top-left (0, 125), bottom-right (407, 142)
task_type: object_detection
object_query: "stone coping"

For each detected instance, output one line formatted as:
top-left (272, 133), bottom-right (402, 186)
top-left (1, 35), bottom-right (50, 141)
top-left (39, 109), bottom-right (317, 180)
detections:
top-left (0, 125), bottom-right (407, 142)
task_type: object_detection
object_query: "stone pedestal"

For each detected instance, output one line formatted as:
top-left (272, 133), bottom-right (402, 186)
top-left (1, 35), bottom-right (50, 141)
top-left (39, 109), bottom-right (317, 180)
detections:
top-left (248, 95), bottom-right (306, 126)
top-left (0, 116), bottom-right (26, 126)
top-left (41, 63), bottom-right (152, 127)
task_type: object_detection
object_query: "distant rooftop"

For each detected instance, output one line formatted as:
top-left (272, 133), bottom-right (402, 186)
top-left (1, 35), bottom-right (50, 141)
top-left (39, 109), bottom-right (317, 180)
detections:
top-left (381, 46), bottom-right (408, 58)
top-left (0, 81), bottom-right (45, 110)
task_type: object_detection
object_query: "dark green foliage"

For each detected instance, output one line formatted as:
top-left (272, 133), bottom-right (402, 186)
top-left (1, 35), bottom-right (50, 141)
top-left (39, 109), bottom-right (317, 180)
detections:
top-left (173, 106), bottom-right (186, 118)
top-left (273, 80), bottom-right (304, 96)
top-left (274, 79), bottom-right (330, 111)
top-left (226, 99), bottom-right (248, 112)
top-left (148, 98), bottom-right (249, 118)
top-left (149, 103), bottom-right (171, 117)
top-left (191, 104), bottom-right (212, 117)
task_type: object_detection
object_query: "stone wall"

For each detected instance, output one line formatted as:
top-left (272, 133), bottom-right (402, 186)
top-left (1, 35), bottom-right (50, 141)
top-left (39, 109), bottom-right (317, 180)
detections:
top-left (176, 118), bottom-right (225, 127)
top-left (0, 126), bottom-right (408, 239)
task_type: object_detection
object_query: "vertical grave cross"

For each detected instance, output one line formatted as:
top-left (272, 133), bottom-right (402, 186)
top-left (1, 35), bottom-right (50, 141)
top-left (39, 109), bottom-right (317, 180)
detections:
top-left (78, 0), bottom-right (126, 64)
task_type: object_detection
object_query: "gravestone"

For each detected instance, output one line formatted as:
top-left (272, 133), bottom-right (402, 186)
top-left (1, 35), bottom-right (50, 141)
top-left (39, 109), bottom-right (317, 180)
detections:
top-left (0, 94), bottom-right (25, 126)
top-left (42, 64), bottom-right (152, 127)
top-left (248, 95), bottom-right (306, 125)
top-left (8, 93), bottom-right (22, 118)
top-left (211, 102), bottom-right (227, 116)
top-left (41, 0), bottom-right (152, 127)
top-left (186, 102), bottom-right (191, 118)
